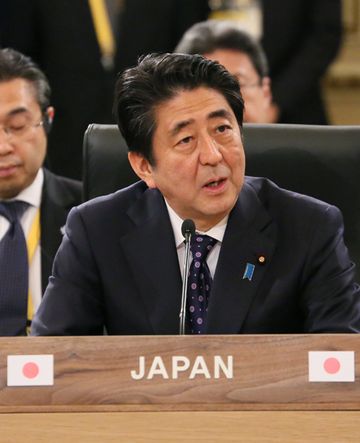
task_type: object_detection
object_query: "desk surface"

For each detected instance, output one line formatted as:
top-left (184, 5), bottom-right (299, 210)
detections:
top-left (1, 411), bottom-right (359, 442)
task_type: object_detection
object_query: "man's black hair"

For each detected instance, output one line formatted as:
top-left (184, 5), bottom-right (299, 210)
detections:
top-left (114, 52), bottom-right (244, 164)
top-left (0, 48), bottom-right (51, 112)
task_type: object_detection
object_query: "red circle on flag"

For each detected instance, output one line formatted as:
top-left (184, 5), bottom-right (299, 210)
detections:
top-left (323, 357), bottom-right (341, 374)
top-left (22, 362), bottom-right (39, 379)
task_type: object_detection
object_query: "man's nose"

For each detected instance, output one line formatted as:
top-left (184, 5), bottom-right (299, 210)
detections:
top-left (0, 130), bottom-right (14, 155)
top-left (199, 135), bottom-right (223, 165)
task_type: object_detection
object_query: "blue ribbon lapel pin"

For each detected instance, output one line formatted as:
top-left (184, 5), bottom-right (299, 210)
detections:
top-left (242, 263), bottom-right (255, 281)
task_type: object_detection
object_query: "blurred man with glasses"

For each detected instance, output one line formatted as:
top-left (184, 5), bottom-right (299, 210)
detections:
top-left (175, 20), bottom-right (277, 124)
top-left (0, 48), bottom-right (81, 335)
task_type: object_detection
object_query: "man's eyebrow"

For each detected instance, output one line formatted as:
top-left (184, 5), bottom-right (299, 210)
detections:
top-left (170, 119), bottom-right (194, 137)
top-left (169, 109), bottom-right (233, 137)
top-left (207, 109), bottom-right (233, 120)
top-left (6, 107), bottom-right (30, 117)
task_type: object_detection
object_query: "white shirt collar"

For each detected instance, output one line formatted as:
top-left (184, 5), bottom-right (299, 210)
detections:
top-left (1, 168), bottom-right (43, 208)
top-left (165, 199), bottom-right (228, 248)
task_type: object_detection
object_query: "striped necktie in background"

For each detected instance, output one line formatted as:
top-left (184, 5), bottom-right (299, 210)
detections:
top-left (0, 201), bottom-right (29, 336)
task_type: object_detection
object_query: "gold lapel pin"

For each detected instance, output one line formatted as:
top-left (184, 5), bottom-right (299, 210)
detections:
top-left (257, 255), bottom-right (266, 264)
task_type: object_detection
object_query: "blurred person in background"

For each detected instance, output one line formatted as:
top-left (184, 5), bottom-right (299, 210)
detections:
top-left (175, 20), bottom-right (274, 123)
top-left (0, 48), bottom-right (81, 335)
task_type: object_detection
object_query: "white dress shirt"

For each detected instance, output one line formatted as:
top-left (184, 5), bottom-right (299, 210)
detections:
top-left (0, 168), bottom-right (43, 312)
top-left (165, 200), bottom-right (228, 281)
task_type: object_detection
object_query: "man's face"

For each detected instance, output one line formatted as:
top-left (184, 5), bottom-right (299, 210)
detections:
top-left (203, 48), bottom-right (271, 123)
top-left (0, 78), bottom-right (48, 199)
top-left (129, 87), bottom-right (245, 231)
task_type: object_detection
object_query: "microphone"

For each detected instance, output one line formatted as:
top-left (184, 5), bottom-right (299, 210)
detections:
top-left (179, 219), bottom-right (196, 335)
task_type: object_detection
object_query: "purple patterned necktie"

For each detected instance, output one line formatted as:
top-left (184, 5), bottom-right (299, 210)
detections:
top-left (0, 201), bottom-right (29, 336)
top-left (187, 234), bottom-right (217, 334)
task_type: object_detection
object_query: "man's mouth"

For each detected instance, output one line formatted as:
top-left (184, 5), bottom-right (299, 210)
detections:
top-left (0, 164), bottom-right (20, 177)
top-left (204, 178), bottom-right (226, 188)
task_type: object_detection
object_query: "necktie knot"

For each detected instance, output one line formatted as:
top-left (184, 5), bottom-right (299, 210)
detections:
top-left (0, 201), bottom-right (28, 223)
top-left (190, 234), bottom-right (217, 262)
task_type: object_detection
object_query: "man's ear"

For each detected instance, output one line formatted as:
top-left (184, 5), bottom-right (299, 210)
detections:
top-left (43, 106), bottom-right (55, 134)
top-left (47, 106), bottom-right (55, 123)
top-left (128, 151), bottom-right (156, 188)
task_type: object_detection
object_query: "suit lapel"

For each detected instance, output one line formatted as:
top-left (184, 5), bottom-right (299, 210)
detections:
top-left (119, 189), bottom-right (183, 334)
top-left (40, 170), bottom-right (72, 292)
top-left (206, 182), bottom-right (277, 333)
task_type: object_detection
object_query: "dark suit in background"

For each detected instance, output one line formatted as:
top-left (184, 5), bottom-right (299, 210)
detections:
top-left (40, 168), bottom-right (82, 292)
top-left (0, 0), bottom-right (210, 180)
top-left (116, 0), bottom-right (211, 71)
top-left (32, 177), bottom-right (360, 336)
top-left (261, 0), bottom-right (342, 124)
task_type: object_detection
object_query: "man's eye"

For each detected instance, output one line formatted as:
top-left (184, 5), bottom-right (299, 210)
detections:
top-left (217, 124), bottom-right (231, 133)
top-left (179, 136), bottom-right (192, 144)
top-left (9, 125), bottom-right (26, 133)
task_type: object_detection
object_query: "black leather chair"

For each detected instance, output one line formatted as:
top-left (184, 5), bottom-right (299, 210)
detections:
top-left (83, 123), bottom-right (360, 279)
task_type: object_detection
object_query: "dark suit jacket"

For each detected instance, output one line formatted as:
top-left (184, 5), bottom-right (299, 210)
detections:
top-left (40, 168), bottom-right (82, 292)
top-left (32, 177), bottom-right (360, 335)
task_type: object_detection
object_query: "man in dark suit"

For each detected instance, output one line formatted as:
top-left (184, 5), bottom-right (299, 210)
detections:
top-left (0, 48), bottom-right (81, 335)
top-left (32, 53), bottom-right (360, 336)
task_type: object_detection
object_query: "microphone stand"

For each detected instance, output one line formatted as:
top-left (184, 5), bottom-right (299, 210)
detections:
top-left (179, 219), bottom-right (195, 335)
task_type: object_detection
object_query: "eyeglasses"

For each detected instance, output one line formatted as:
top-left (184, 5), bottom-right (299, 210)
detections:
top-left (0, 119), bottom-right (44, 140)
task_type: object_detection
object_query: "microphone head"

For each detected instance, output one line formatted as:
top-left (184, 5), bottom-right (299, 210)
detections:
top-left (181, 219), bottom-right (196, 239)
